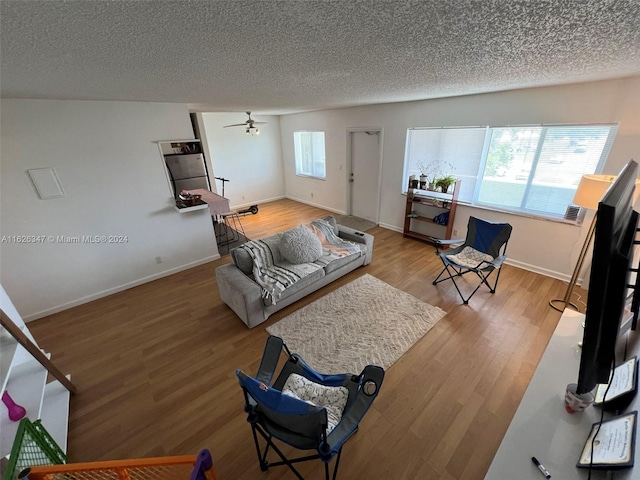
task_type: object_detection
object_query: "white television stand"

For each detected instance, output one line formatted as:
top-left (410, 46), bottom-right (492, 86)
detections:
top-left (486, 309), bottom-right (640, 479)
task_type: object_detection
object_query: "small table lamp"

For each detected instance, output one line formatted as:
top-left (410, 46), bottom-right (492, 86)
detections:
top-left (550, 174), bottom-right (617, 312)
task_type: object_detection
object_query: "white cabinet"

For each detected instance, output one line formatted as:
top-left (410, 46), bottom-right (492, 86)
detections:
top-left (0, 285), bottom-right (71, 459)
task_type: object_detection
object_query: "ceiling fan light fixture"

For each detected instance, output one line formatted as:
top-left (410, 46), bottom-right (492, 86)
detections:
top-left (225, 111), bottom-right (267, 136)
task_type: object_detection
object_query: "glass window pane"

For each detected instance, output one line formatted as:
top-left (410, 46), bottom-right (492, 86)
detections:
top-left (403, 124), bottom-right (617, 220)
top-left (402, 127), bottom-right (485, 194)
top-left (477, 127), bottom-right (541, 209)
top-left (476, 125), bottom-right (615, 218)
top-left (294, 131), bottom-right (325, 179)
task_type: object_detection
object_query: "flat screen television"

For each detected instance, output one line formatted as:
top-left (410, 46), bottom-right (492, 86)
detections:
top-left (576, 159), bottom-right (639, 395)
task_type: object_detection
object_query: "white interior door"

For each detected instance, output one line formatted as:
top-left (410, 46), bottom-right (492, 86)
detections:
top-left (348, 129), bottom-right (382, 222)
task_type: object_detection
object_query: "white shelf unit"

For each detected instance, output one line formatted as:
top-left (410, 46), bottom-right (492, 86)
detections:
top-left (0, 285), bottom-right (71, 459)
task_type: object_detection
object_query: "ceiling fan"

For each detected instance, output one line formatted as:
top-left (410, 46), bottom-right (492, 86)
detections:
top-left (224, 111), bottom-right (266, 135)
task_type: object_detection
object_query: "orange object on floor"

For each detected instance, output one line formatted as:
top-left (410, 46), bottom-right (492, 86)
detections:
top-left (21, 449), bottom-right (216, 480)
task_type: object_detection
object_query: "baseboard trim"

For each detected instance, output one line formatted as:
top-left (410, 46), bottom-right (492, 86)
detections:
top-left (381, 222), bottom-right (571, 283)
top-left (379, 222), bottom-right (401, 232)
top-left (284, 196), bottom-right (347, 215)
top-left (504, 259), bottom-right (571, 283)
top-left (230, 195), bottom-right (286, 211)
top-left (23, 255), bottom-right (220, 322)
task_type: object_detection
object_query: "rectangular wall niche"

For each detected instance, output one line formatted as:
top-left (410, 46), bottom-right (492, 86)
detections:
top-left (27, 167), bottom-right (65, 199)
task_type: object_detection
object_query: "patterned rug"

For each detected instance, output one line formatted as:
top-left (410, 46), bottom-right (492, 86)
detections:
top-left (266, 274), bottom-right (446, 374)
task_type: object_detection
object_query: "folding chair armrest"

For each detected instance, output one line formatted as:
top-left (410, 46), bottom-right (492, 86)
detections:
top-left (431, 237), bottom-right (465, 246)
top-left (256, 335), bottom-right (285, 385)
top-left (339, 366), bottom-right (384, 427)
top-left (489, 254), bottom-right (507, 268)
top-left (322, 364), bottom-right (384, 454)
top-left (430, 237), bottom-right (465, 253)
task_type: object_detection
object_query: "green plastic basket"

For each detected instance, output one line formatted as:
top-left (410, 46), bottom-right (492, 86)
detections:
top-left (3, 418), bottom-right (67, 480)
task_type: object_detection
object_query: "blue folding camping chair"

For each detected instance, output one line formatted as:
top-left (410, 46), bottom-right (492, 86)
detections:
top-left (236, 335), bottom-right (384, 480)
top-left (432, 216), bottom-right (512, 304)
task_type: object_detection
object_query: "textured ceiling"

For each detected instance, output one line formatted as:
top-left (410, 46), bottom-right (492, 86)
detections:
top-left (2, 0), bottom-right (639, 114)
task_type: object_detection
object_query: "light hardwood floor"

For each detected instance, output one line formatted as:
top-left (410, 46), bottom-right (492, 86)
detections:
top-left (28, 199), bottom-right (581, 479)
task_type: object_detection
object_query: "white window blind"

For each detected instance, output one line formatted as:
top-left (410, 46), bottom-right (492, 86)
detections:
top-left (403, 124), bottom-right (617, 220)
top-left (294, 131), bottom-right (326, 179)
top-left (403, 127), bottom-right (487, 201)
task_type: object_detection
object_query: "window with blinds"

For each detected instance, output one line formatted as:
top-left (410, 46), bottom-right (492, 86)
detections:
top-left (403, 124), bottom-right (617, 220)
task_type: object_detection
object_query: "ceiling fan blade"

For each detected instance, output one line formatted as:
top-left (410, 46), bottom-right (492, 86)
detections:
top-left (224, 111), bottom-right (266, 128)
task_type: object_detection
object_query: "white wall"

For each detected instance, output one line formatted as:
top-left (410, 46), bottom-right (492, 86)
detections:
top-left (280, 76), bottom-right (640, 281)
top-left (3, 78), bottom-right (638, 319)
top-left (0, 99), bottom-right (219, 321)
top-left (198, 113), bottom-right (284, 210)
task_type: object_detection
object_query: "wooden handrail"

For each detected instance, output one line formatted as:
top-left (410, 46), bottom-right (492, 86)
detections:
top-left (1, 308), bottom-right (76, 394)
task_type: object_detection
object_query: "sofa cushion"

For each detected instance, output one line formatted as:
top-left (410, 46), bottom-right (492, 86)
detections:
top-left (264, 266), bottom-right (325, 305)
top-left (231, 233), bottom-right (284, 275)
top-left (230, 247), bottom-right (254, 275)
top-left (318, 243), bottom-right (365, 274)
top-left (280, 226), bottom-right (323, 264)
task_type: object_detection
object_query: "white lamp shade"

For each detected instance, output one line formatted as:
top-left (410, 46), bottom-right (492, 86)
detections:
top-left (573, 174), bottom-right (640, 210)
top-left (572, 174), bottom-right (616, 210)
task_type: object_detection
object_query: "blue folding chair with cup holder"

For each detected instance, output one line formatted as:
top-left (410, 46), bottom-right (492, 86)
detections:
top-left (432, 216), bottom-right (512, 304)
top-left (236, 335), bottom-right (384, 480)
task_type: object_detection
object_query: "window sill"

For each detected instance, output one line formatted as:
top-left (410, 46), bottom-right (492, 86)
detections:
top-left (296, 174), bottom-right (326, 181)
top-left (401, 192), bottom-right (585, 227)
top-left (459, 201), bottom-right (584, 227)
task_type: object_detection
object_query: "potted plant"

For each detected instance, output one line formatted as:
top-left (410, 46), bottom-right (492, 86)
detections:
top-left (434, 175), bottom-right (457, 193)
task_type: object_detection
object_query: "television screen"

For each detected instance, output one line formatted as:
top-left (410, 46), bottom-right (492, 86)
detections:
top-left (576, 160), bottom-right (639, 395)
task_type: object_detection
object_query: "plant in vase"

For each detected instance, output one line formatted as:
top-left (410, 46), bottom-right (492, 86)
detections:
top-left (434, 175), bottom-right (457, 193)
top-left (415, 160), bottom-right (437, 190)
top-left (415, 159), bottom-right (456, 191)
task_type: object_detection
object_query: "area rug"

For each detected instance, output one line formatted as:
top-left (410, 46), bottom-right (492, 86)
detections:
top-left (266, 274), bottom-right (447, 374)
top-left (334, 214), bottom-right (377, 232)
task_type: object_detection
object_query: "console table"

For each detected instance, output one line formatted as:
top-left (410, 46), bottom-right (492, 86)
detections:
top-left (486, 309), bottom-right (640, 479)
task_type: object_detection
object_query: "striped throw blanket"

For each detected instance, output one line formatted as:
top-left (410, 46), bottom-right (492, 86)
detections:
top-left (237, 219), bottom-right (361, 305)
top-left (237, 239), bottom-right (322, 305)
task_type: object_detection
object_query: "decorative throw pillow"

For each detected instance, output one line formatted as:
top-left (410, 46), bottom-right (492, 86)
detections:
top-left (280, 226), bottom-right (323, 264)
top-left (230, 246), bottom-right (254, 275)
top-left (282, 373), bottom-right (349, 433)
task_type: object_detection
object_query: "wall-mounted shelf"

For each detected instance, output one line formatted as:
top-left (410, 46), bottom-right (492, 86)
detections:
top-left (156, 139), bottom-right (202, 156)
top-left (403, 181), bottom-right (460, 244)
top-left (174, 201), bottom-right (209, 213)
